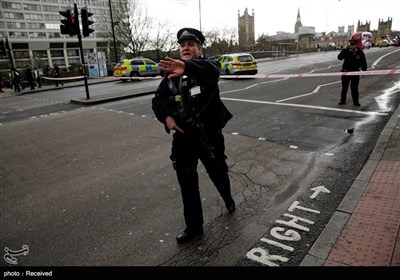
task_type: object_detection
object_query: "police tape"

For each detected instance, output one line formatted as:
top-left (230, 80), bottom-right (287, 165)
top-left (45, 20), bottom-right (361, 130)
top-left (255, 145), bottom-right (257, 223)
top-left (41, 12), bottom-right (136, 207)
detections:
top-left (41, 69), bottom-right (400, 81)
top-left (220, 69), bottom-right (400, 79)
top-left (41, 75), bottom-right (160, 81)
top-left (42, 76), bottom-right (86, 81)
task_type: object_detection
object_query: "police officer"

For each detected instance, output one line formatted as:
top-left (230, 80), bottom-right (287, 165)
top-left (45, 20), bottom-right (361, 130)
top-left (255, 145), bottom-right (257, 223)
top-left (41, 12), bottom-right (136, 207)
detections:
top-left (52, 64), bottom-right (63, 87)
top-left (152, 27), bottom-right (235, 244)
top-left (337, 39), bottom-right (367, 106)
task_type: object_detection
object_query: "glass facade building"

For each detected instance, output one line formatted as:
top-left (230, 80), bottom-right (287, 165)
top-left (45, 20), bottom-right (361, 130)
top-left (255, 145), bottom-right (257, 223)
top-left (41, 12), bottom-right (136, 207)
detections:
top-left (0, 0), bottom-right (123, 73)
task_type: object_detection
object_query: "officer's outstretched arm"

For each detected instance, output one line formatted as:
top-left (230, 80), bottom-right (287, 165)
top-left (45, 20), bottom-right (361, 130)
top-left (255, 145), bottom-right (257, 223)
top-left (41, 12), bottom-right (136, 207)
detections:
top-left (159, 57), bottom-right (185, 79)
top-left (183, 59), bottom-right (220, 85)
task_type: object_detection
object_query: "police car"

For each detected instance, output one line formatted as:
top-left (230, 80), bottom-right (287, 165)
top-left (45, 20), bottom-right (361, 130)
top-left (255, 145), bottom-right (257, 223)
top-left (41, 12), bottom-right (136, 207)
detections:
top-left (217, 53), bottom-right (258, 75)
top-left (113, 57), bottom-right (160, 81)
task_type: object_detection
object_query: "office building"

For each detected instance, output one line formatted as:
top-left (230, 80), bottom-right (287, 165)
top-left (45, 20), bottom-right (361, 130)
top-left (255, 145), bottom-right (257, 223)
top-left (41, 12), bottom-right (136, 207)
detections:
top-left (0, 0), bottom-right (125, 73)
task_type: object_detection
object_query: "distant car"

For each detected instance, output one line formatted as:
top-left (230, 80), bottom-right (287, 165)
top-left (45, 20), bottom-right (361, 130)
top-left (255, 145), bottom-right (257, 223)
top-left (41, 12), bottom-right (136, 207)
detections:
top-left (217, 53), bottom-right (258, 75)
top-left (113, 58), bottom-right (160, 81)
top-left (394, 35), bottom-right (400, 47)
top-left (378, 39), bottom-right (389, 47)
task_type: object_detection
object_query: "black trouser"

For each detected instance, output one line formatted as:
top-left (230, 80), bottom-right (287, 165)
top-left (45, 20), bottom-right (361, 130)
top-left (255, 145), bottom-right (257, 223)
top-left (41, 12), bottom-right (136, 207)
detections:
top-left (54, 74), bottom-right (63, 86)
top-left (28, 79), bottom-right (35, 90)
top-left (170, 128), bottom-right (232, 230)
top-left (13, 80), bottom-right (21, 92)
top-left (340, 75), bottom-right (360, 104)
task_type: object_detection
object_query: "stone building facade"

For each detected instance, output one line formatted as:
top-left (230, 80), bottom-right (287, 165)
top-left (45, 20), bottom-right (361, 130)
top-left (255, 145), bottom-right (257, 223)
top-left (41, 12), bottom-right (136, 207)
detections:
top-left (257, 9), bottom-right (395, 53)
top-left (376, 18), bottom-right (392, 40)
top-left (238, 8), bottom-right (255, 51)
top-left (357, 20), bottom-right (371, 32)
top-left (294, 8), bottom-right (302, 33)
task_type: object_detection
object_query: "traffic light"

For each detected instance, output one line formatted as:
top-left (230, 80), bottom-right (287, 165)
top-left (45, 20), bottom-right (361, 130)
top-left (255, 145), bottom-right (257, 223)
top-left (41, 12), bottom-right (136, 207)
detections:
top-left (59, 9), bottom-right (78, 36)
top-left (0, 39), bottom-right (6, 56)
top-left (81, 7), bottom-right (94, 37)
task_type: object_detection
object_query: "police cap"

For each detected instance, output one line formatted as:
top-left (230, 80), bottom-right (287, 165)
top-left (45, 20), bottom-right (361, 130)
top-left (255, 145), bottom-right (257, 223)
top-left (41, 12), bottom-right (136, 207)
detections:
top-left (177, 27), bottom-right (205, 45)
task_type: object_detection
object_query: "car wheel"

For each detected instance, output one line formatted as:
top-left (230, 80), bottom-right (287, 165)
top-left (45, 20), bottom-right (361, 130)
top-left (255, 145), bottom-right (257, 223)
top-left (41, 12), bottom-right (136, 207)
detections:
top-left (130, 72), bottom-right (140, 81)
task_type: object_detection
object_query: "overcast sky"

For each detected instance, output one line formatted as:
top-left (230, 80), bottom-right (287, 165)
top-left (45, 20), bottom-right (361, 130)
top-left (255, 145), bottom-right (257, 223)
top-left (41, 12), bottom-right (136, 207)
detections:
top-left (143, 0), bottom-right (399, 36)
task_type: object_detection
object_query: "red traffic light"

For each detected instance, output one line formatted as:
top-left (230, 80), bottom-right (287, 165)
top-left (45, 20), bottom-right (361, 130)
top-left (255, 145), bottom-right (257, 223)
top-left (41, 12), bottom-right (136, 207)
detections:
top-left (59, 8), bottom-right (78, 36)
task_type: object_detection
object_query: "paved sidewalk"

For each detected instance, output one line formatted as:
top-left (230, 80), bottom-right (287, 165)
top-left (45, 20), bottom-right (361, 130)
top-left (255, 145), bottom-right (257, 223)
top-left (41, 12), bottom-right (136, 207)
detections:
top-left (1, 76), bottom-right (113, 96)
top-left (0, 77), bottom-right (157, 104)
top-left (302, 104), bottom-right (400, 267)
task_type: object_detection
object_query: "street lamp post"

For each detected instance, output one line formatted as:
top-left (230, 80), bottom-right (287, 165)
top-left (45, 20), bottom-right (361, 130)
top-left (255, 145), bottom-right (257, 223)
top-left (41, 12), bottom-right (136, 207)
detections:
top-left (108, 0), bottom-right (118, 64)
top-left (198, 0), bottom-right (202, 31)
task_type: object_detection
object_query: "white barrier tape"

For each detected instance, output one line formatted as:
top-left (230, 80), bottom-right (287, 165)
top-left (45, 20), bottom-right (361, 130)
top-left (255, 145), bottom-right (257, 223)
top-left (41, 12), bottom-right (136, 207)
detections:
top-left (42, 76), bottom-right (85, 81)
top-left (42, 75), bottom-right (161, 81)
top-left (40, 69), bottom-right (400, 81)
top-left (110, 69), bottom-right (400, 79)
top-left (220, 69), bottom-right (400, 79)
top-left (95, 76), bottom-right (163, 80)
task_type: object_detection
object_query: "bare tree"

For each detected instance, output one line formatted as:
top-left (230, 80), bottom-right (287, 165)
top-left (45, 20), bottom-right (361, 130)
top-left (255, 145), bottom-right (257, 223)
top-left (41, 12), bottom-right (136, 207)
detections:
top-left (222, 27), bottom-right (238, 53)
top-left (255, 34), bottom-right (272, 51)
top-left (113, 0), bottom-right (152, 57)
top-left (163, 35), bottom-right (178, 58)
top-left (204, 27), bottom-right (238, 57)
top-left (149, 22), bottom-right (175, 61)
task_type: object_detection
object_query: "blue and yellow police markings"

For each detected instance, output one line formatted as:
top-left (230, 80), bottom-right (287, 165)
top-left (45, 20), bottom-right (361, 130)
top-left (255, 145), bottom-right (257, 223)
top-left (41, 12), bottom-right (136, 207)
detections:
top-left (224, 63), bottom-right (230, 71)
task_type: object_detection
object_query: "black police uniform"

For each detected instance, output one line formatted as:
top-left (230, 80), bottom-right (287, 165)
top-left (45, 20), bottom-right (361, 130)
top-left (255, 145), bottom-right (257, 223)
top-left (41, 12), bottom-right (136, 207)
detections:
top-left (337, 41), bottom-right (367, 105)
top-left (152, 33), bottom-right (234, 241)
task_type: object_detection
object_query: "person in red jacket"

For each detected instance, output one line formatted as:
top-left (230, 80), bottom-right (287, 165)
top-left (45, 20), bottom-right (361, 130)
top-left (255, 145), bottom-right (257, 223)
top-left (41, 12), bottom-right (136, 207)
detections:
top-left (152, 28), bottom-right (235, 244)
top-left (337, 39), bottom-right (368, 106)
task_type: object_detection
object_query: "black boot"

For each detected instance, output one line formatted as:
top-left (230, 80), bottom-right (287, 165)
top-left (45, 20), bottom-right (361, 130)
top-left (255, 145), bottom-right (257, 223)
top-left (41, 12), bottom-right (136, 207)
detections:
top-left (224, 197), bottom-right (235, 213)
top-left (176, 227), bottom-right (203, 244)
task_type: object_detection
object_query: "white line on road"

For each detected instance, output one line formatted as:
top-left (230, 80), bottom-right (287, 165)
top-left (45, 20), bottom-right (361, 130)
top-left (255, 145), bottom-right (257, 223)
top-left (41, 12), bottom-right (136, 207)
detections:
top-left (221, 97), bottom-right (388, 116)
top-left (220, 78), bottom-right (289, 95)
top-left (276, 81), bottom-right (341, 103)
top-left (371, 49), bottom-right (400, 69)
top-left (309, 63), bottom-right (341, 73)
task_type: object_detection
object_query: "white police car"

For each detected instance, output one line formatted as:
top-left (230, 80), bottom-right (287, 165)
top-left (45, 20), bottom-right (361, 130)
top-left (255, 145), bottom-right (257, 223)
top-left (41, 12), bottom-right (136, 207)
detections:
top-left (217, 53), bottom-right (258, 75)
top-left (113, 58), bottom-right (160, 81)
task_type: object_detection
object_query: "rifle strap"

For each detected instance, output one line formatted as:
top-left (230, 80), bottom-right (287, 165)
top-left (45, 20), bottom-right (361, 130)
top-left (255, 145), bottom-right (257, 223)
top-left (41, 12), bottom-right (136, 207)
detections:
top-left (194, 87), bottom-right (217, 119)
top-left (178, 76), bottom-right (183, 107)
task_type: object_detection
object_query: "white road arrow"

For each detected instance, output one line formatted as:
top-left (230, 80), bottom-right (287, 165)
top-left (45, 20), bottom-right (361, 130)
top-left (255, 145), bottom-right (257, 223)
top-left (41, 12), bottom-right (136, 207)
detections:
top-left (310, 186), bottom-right (331, 199)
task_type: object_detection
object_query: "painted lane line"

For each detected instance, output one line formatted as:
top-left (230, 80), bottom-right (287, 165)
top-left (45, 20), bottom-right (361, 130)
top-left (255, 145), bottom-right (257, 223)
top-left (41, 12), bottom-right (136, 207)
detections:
top-left (276, 81), bottom-right (341, 103)
top-left (371, 49), bottom-right (400, 69)
top-left (221, 97), bottom-right (388, 116)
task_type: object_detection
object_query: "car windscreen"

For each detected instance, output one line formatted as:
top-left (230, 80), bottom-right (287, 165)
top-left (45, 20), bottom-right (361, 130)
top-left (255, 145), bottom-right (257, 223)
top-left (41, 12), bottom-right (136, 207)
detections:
top-left (237, 55), bottom-right (254, 62)
top-left (131, 60), bottom-right (143, 65)
top-left (144, 59), bottom-right (156, 65)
